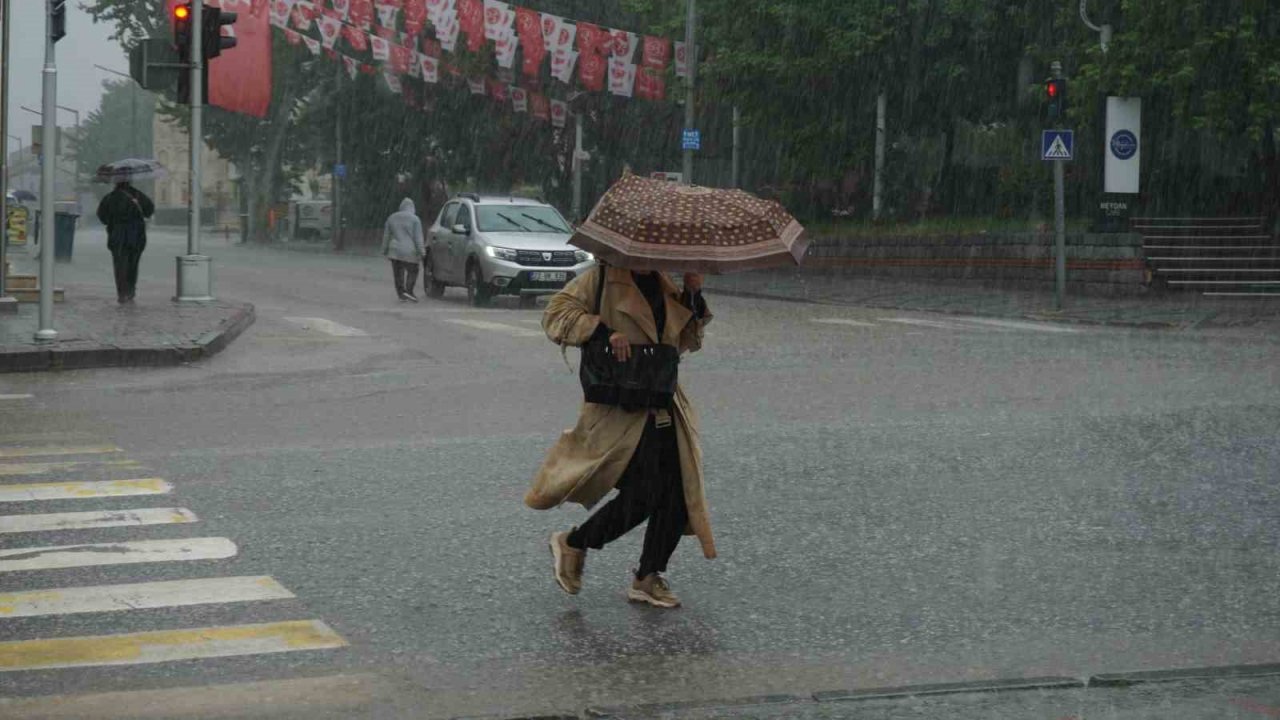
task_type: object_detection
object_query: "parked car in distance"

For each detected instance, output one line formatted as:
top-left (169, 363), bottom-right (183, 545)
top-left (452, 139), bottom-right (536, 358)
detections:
top-left (424, 194), bottom-right (593, 307)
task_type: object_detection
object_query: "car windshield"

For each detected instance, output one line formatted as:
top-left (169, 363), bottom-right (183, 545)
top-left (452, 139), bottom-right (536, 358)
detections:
top-left (475, 205), bottom-right (571, 234)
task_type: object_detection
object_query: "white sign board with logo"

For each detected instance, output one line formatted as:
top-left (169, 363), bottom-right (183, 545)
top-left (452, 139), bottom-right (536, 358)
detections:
top-left (1105, 97), bottom-right (1141, 194)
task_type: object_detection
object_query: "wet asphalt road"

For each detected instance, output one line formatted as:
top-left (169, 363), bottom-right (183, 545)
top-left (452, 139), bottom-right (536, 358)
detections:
top-left (1, 229), bottom-right (1278, 718)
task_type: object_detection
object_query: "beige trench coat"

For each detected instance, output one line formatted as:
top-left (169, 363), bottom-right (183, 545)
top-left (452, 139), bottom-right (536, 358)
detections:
top-left (525, 265), bottom-right (717, 560)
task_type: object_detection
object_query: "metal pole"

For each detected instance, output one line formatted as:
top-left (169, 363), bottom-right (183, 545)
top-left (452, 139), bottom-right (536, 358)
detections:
top-left (731, 105), bottom-right (740, 188)
top-left (1052, 60), bottom-right (1066, 310)
top-left (177, 0), bottom-right (212, 301)
top-left (35, 0), bottom-right (57, 340)
top-left (681, 0), bottom-right (696, 186)
top-left (572, 113), bottom-right (584, 222)
top-left (332, 100), bottom-right (343, 250)
top-left (873, 91), bottom-right (886, 221)
top-left (0, 0), bottom-right (11, 301)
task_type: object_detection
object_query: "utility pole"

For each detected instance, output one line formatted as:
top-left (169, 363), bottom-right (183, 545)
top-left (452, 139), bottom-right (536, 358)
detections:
top-left (731, 106), bottom-right (740, 188)
top-left (332, 97), bottom-right (343, 251)
top-left (572, 113), bottom-right (584, 222)
top-left (35, 0), bottom-right (61, 341)
top-left (873, 91), bottom-right (886, 221)
top-left (0, 0), bottom-right (12, 307)
top-left (681, 0), bottom-right (696, 186)
top-left (177, 0), bottom-right (213, 301)
top-left (1052, 60), bottom-right (1066, 311)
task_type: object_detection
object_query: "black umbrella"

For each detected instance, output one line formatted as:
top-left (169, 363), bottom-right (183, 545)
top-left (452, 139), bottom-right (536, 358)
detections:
top-left (95, 158), bottom-right (168, 184)
top-left (7, 189), bottom-right (37, 202)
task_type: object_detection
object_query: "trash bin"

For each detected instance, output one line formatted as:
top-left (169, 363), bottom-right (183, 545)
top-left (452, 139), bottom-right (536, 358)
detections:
top-left (54, 212), bottom-right (78, 262)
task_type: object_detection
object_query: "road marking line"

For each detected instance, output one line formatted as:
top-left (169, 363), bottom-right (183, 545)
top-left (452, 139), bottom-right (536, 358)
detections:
top-left (282, 317), bottom-right (368, 337)
top-left (0, 619), bottom-right (346, 672)
top-left (0, 507), bottom-right (198, 534)
top-left (0, 460), bottom-right (144, 477)
top-left (0, 478), bottom-right (171, 503)
top-left (0, 445), bottom-right (122, 459)
top-left (444, 318), bottom-right (544, 338)
top-left (948, 317), bottom-right (1081, 334)
top-left (0, 537), bottom-right (236, 573)
top-left (811, 318), bottom-right (878, 328)
top-left (0, 394), bottom-right (34, 400)
top-left (881, 317), bottom-right (975, 330)
top-left (0, 576), bottom-right (293, 618)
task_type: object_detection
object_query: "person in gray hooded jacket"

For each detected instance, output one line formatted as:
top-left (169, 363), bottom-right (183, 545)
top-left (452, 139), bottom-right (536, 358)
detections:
top-left (381, 198), bottom-right (426, 301)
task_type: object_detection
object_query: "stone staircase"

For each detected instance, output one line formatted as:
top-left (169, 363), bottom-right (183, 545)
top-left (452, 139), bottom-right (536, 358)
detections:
top-left (1135, 217), bottom-right (1280, 296)
top-left (2, 261), bottom-right (65, 303)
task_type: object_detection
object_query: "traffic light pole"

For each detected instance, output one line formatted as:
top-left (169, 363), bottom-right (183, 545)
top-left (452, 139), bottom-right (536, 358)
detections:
top-left (681, 0), bottom-right (695, 186)
top-left (35, 0), bottom-right (58, 340)
top-left (177, 0), bottom-right (213, 302)
top-left (1052, 60), bottom-right (1066, 311)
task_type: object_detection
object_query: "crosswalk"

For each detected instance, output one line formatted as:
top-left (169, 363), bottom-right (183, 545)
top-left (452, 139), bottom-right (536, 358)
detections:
top-left (811, 314), bottom-right (1081, 334)
top-left (0, 409), bottom-right (347, 682)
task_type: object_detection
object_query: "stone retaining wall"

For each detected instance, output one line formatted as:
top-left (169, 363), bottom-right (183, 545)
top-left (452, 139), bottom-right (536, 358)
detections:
top-left (800, 232), bottom-right (1145, 296)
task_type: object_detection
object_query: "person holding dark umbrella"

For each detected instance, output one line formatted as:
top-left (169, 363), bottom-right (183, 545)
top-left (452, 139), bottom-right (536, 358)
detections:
top-left (95, 160), bottom-right (163, 304)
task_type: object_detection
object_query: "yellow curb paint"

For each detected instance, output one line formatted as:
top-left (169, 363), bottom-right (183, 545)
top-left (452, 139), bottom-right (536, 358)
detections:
top-left (0, 445), bottom-right (122, 459)
top-left (0, 620), bottom-right (346, 671)
top-left (0, 507), bottom-right (198, 534)
top-left (0, 576), bottom-right (293, 618)
top-left (0, 478), bottom-right (171, 503)
top-left (0, 460), bottom-right (143, 477)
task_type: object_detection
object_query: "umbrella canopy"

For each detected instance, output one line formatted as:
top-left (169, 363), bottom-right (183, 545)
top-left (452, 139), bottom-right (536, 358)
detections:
top-left (569, 172), bottom-right (808, 274)
top-left (7, 189), bottom-right (37, 202)
top-left (95, 158), bottom-right (168, 184)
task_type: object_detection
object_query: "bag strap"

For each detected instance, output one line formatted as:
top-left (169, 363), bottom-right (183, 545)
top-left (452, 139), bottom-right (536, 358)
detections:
top-left (123, 189), bottom-right (145, 221)
top-left (592, 262), bottom-right (607, 315)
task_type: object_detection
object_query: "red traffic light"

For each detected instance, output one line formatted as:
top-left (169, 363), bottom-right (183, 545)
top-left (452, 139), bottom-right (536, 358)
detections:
top-left (1045, 79), bottom-right (1062, 98)
top-left (174, 4), bottom-right (190, 19)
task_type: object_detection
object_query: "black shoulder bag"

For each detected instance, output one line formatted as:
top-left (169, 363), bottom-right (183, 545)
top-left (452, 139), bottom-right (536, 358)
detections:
top-left (578, 266), bottom-right (681, 409)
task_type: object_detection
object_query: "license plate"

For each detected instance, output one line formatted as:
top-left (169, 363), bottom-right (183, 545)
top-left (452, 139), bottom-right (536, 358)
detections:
top-left (530, 272), bottom-right (567, 282)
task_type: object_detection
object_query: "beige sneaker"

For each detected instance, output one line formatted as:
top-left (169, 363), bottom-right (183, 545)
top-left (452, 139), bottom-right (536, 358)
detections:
top-left (549, 531), bottom-right (585, 595)
top-left (627, 573), bottom-right (681, 608)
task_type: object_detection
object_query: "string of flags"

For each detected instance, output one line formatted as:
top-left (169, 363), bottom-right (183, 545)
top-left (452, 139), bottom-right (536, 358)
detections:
top-left (268, 0), bottom-right (689, 128)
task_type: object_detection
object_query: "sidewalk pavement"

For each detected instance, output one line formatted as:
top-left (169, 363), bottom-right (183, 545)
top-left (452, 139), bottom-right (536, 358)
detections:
top-left (705, 269), bottom-right (1280, 331)
top-left (0, 229), bottom-right (254, 373)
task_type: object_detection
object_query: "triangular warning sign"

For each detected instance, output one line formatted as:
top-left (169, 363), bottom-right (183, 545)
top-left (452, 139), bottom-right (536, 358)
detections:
top-left (1045, 135), bottom-right (1071, 159)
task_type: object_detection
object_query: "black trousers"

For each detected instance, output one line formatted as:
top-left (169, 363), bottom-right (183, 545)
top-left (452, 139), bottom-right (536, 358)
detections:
top-left (391, 259), bottom-right (419, 296)
top-left (110, 245), bottom-right (144, 299)
top-left (568, 415), bottom-right (688, 579)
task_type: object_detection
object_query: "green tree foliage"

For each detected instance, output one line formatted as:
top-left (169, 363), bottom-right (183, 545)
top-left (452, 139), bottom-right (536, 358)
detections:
top-left (70, 79), bottom-right (157, 186)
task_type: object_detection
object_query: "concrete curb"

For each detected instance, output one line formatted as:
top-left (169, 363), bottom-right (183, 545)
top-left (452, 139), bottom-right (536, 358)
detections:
top-left (812, 676), bottom-right (1083, 702)
top-left (1088, 662), bottom-right (1280, 687)
top-left (0, 303), bottom-right (255, 373)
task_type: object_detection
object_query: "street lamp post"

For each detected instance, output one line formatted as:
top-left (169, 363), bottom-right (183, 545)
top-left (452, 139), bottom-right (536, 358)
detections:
top-left (35, 0), bottom-right (58, 341)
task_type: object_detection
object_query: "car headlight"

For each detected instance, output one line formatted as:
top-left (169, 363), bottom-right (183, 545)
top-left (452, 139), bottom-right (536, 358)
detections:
top-left (485, 246), bottom-right (519, 261)
top-left (574, 250), bottom-right (593, 264)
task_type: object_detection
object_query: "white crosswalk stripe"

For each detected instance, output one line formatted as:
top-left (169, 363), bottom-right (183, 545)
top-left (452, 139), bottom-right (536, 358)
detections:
top-left (0, 576), bottom-right (294, 619)
top-left (0, 537), bottom-right (237, 573)
top-left (812, 315), bottom-right (1082, 334)
top-left (444, 318), bottom-right (545, 337)
top-left (0, 507), bottom-right (198, 534)
top-left (282, 317), bottom-right (368, 337)
top-left (0, 478), bottom-right (172, 503)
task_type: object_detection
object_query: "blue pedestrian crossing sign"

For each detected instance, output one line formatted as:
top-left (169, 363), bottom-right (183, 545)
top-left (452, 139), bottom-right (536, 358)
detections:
top-left (682, 129), bottom-right (701, 151)
top-left (1042, 130), bottom-right (1074, 161)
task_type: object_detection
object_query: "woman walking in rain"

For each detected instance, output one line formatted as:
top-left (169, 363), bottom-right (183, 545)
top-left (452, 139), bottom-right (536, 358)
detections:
top-left (96, 180), bottom-right (155, 304)
top-left (381, 198), bottom-right (425, 302)
top-left (526, 265), bottom-right (715, 609)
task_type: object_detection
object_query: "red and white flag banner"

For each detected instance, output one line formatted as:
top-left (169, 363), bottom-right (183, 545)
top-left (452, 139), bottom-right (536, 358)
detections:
top-left (550, 98), bottom-right (568, 128)
top-left (330, 0), bottom-right (350, 20)
top-left (608, 57), bottom-right (636, 97)
top-left (529, 92), bottom-right (550, 121)
top-left (419, 53), bottom-right (440, 82)
top-left (270, 0), bottom-right (296, 27)
top-left (384, 70), bottom-right (402, 93)
top-left (343, 24), bottom-right (369, 51)
top-left (608, 29), bottom-right (637, 63)
top-left (511, 86), bottom-right (528, 112)
top-left (522, 47), bottom-right (546, 78)
top-left (550, 49), bottom-right (577, 84)
top-left (548, 16), bottom-right (574, 54)
top-left (438, 15), bottom-right (460, 52)
top-left (370, 34), bottom-right (391, 60)
top-left (349, 0), bottom-right (374, 28)
top-left (317, 14), bottom-right (343, 47)
top-left (483, 0), bottom-right (512, 41)
top-left (578, 51), bottom-right (605, 91)
top-left (468, 77), bottom-right (486, 94)
top-left (291, 1), bottom-right (314, 30)
top-left (540, 13), bottom-right (562, 45)
top-left (487, 78), bottom-right (508, 102)
top-left (403, 0), bottom-right (428, 34)
top-left (576, 22), bottom-right (608, 57)
top-left (389, 42), bottom-right (413, 74)
top-left (494, 28), bottom-right (517, 69)
top-left (674, 41), bottom-right (688, 78)
top-left (635, 66), bottom-right (665, 101)
top-left (303, 33), bottom-right (322, 55)
top-left (642, 35), bottom-right (670, 69)
top-left (375, 3), bottom-right (399, 28)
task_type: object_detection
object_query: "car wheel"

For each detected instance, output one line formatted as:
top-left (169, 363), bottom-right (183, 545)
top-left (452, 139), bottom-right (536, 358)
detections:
top-left (519, 294), bottom-right (538, 309)
top-left (466, 261), bottom-right (492, 307)
top-left (424, 257), bottom-right (446, 299)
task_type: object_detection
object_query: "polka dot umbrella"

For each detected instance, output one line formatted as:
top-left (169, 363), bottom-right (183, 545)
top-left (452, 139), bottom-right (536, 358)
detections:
top-left (569, 171), bottom-right (808, 274)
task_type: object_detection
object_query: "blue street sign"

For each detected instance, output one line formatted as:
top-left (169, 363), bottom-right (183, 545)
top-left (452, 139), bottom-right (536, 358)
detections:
top-left (1110, 129), bottom-right (1137, 160)
top-left (333, 163), bottom-right (347, 179)
top-left (681, 129), bottom-right (701, 151)
top-left (1042, 130), bottom-right (1074, 161)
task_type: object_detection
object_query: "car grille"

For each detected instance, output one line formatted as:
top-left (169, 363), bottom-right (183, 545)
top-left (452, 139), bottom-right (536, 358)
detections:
top-left (516, 250), bottom-right (577, 267)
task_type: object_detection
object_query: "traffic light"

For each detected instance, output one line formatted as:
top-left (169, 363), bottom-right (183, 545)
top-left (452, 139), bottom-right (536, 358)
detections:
top-left (50, 0), bottom-right (67, 43)
top-left (1045, 78), bottom-right (1067, 121)
top-left (174, 3), bottom-right (195, 104)
top-left (203, 7), bottom-right (238, 60)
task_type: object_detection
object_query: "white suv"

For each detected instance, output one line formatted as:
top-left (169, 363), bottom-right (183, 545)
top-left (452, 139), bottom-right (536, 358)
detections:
top-left (423, 194), bottom-right (593, 307)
